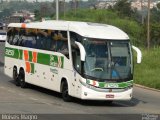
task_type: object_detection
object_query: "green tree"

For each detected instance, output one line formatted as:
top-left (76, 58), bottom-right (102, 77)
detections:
top-left (157, 2), bottom-right (160, 9)
top-left (151, 7), bottom-right (160, 23)
top-left (150, 23), bottom-right (160, 46)
top-left (34, 9), bottom-right (41, 20)
top-left (113, 0), bottom-right (133, 17)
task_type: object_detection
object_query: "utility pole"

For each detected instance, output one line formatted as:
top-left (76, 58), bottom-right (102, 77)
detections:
top-left (63, 0), bottom-right (65, 18)
top-left (74, 0), bottom-right (79, 15)
top-left (71, 0), bottom-right (77, 15)
top-left (141, 0), bottom-right (144, 24)
top-left (147, 0), bottom-right (151, 50)
top-left (59, 0), bottom-right (66, 18)
top-left (75, 0), bottom-right (77, 15)
top-left (56, 0), bottom-right (59, 20)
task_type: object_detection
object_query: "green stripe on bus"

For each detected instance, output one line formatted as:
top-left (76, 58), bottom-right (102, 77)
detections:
top-left (99, 82), bottom-right (105, 88)
top-left (86, 79), bottom-right (133, 88)
top-left (86, 79), bottom-right (90, 84)
top-left (37, 53), bottom-right (50, 65)
top-left (118, 82), bottom-right (129, 88)
top-left (29, 51), bottom-right (33, 62)
top-left (30, 63), bottom-right (34, 73)
top-left (5, 47), bottom-right (23, 60)
top-left (61, 56), bottom-right (64, 68)
top-left (18, 49), bottom-right (23, 60)
top-left (5, 47), bottom-right (64, 68)
top-left (5, 47), bottom-right (19, 59)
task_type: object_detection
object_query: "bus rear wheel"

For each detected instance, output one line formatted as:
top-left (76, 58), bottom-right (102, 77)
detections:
top-left (19, 70), bottom-right (27, 88)
top-left (13, 68), bottom-right (20, 86)
top-left (61, 81), bottom-right (71, 102)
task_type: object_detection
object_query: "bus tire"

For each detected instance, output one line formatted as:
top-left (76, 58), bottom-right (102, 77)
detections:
top-left (19, 69), bottom-right (27, 88)
top-left (13, 67), bottom-right (20, 86)
top-left (61, 81), bottom-right (71, 102)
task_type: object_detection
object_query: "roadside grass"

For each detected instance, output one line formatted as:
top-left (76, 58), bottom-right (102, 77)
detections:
top-left (134, 47), bottom-right (160, 90)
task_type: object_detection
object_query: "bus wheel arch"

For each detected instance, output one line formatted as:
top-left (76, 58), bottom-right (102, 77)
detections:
top-left (18, 68), bottom-right (27, 88)
top-left (60, 78), bottom-right (72, 102)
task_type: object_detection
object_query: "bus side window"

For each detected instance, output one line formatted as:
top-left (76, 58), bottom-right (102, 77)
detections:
top-left (23, 29), bottom-right (37, 48)
top-left (7, 28), bottom-right (13, 44)
top-left (50, 31), bottom-right (56, 51)
top-left (11, 28), bottom-right (19, 46)
top-left (18, 29), bottom-right (25, 47)
top-left (51, 31), bottom-right (69, 58)
top-left (45, 30), bottom-right (52, 50)
top-left (38, 32), bottom-right (46, 49)
top-left (37, 29), bottom-right (51, 50)
top-left (36, 33), bottom-right (42, 49)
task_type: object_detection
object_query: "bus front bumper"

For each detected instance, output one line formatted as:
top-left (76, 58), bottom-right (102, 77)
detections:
top-left (81, 86), bottom-right (133, 101)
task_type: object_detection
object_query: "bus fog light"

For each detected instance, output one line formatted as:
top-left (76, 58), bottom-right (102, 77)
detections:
top-left (130, 93), bottom-right (132, 98)
top-left (84, 92), bottom-right (87, 96)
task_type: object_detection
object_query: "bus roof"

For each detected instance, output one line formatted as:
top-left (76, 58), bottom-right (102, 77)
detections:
top-left (8, 20), bottom-right (129, 40)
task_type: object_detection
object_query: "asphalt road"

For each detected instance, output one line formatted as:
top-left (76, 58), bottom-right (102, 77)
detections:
top-left (0, 42), bottom-right (159, 120)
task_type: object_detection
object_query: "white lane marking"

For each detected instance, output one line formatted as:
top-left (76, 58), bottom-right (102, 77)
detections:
top-left (0, 86), bottom-right (55, 106)
top-left (40, 101), bottom-right (52, 106)
top-left (0, 86), bottom-right (5, 89)
top-left (7, 89), bottom-right (16, 93)
top-left (0, 86), bottom-right (28, 97)
top-left (18, 93), bottom-right (26, 97)
top-left (0, 85), bottom-right (59, 106)
top-left (29, 97), bottom-right (38, 101)
top-left (29, 97), bottom-right (52, 106)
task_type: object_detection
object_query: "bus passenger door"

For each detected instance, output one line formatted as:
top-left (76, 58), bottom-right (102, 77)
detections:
top-left (70, 32), bottom-right (83, 98)
top-left (71, 45), bottom-right (82, 97)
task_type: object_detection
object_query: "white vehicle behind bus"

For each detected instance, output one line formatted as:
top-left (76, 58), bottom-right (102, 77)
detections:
top-left (4, 20), bottom-right (142, 102)
top-left (0, 31), bottom-right (7, 42)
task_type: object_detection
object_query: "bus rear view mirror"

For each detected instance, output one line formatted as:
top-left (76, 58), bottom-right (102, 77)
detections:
top-left (75, 41), bottom-right (86, 61)
top-left (132, 45), bottom-right (142, 64)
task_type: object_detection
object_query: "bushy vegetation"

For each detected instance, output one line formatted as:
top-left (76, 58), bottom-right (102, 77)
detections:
top-left (134, 48), bottom-right (160, 89)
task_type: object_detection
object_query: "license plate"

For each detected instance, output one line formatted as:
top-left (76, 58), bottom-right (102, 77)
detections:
top-left (106, 94), bottom-right (114, 98)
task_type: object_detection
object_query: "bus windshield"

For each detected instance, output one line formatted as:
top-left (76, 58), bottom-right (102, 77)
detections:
top-left (82, 38), bottom-right (132, 81)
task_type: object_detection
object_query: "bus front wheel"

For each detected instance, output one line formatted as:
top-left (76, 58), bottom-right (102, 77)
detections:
top-left (61, 81), bottom-right (71, 102)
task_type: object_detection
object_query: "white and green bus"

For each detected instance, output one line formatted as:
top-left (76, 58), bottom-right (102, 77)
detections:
top-left (4, 20), bottom-right (141, 102)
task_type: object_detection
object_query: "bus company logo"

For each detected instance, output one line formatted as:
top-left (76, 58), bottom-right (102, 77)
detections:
top-left (106, 83), bottom-right (118, 88)
top-left (104, 84), bottom-right (108, 88)
top-left (5, 49), bottom-right (14, 56)
top-left (50, 55), bottom-right (63, 68)
top-left (50, 55), bottom-right (57, 67)
top-left (50, 68), bottom-right (58, 74)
